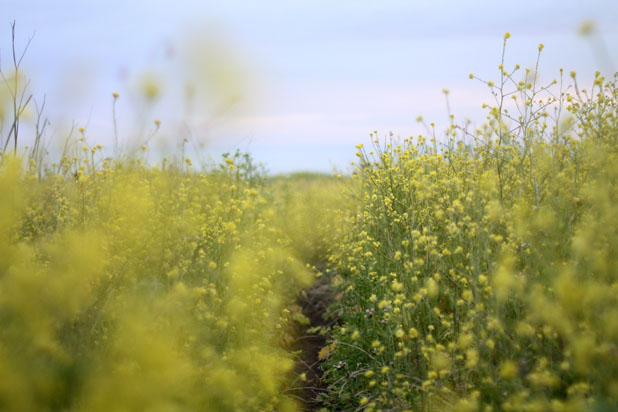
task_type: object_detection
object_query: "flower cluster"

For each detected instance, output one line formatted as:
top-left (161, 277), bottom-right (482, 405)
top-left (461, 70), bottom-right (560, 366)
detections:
top-left (321, 44), bottom-right (618, 411)
top-left (0, 150), bottom-right (343, 411)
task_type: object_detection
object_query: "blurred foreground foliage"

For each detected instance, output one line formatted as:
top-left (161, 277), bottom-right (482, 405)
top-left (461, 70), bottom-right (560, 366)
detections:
top-left (0, 150), bottom-right (344, 411)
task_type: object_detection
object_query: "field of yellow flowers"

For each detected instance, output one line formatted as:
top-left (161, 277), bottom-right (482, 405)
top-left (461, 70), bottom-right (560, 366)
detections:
top-left (1, 36), bottom-right (617, 412)
top-left (0, 146), bottom-right (345, 410)
top-left (319, 43), bottom-right (618, 411)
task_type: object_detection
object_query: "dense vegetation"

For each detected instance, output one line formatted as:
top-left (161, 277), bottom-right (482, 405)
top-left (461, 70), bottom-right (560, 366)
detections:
top-left (0, 150), bottom-right (343, 411)
top-left (1, 34), bottom-right (617, 411)
top-left (320, 40), bottom-right (618, 411)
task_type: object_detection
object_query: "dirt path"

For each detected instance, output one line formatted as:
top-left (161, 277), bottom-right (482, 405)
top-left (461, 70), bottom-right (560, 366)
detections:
top-left (289, 276), bottom-right (336, 411)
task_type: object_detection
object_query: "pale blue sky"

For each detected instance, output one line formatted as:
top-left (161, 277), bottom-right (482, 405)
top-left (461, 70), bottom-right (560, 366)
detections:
top-left (3, 0), bottom-right (617, 173)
